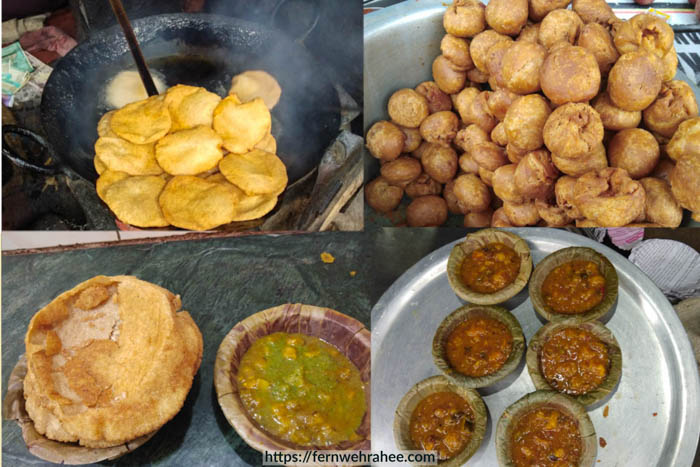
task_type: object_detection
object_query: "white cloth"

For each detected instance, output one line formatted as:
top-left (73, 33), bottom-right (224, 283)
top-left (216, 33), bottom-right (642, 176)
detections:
top-left (628, 239), bottom-right (700, 301)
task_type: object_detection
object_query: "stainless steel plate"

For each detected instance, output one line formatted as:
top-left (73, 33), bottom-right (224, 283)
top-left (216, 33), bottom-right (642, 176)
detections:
top-left (371, 228), bottom-right (700, 466)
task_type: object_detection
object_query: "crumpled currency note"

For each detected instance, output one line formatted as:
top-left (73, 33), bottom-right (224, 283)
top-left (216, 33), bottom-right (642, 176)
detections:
top-left (2, 42), bottom-right (34, 97)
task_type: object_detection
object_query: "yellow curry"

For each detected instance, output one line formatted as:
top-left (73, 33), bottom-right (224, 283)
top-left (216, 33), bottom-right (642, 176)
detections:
top-left (237, 332), bottom-right (366, 447)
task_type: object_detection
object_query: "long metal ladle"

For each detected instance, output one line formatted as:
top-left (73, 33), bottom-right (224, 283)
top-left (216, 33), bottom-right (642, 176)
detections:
top-left (107, 0), bottom-right (159, 96)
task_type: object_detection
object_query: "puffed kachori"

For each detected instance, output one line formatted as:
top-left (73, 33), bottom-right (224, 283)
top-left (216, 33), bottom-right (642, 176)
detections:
top-left (366, 120), bottom-right (406, 161)
top-left (666, 117), bottom-right (700, 162)
top-left (110, 95), bottom-right (171, 144)
top-left (607, 50), bottom-right (662, 112)
top-left (573, 168), bottom-right (646, 226)
top-left (213, 96), bottom-right (271, 154)
top-left (540, 45), bottom-right (601, 105)
top-left (607, 128), bottom-right (659, 179)
top-left (388, 88), bottom-right (431, 128)
top-left (155, 125), bottom-right (224, 175)
top-left (643, 81), bottom-right (699, 138)
top-left (501, 41), bottom-right (547, 94)
top-left (577, 23), bottom-right (619, 75)
top-left (670, 154), bottom-right (700, 216)
top-left (592, 92), bottom-right (642, 131)
top-left (551, 143), bottom-right (608, 177)
top-left (228, 70), bottom-right (282, 109)
top-left (504, 95), bottom-right (551, 151)
top-left (23, 275), bottom-right (202, 447)
top-left (538, 9), bottom-right (583, 50)
top-left (529, 0), bottom-right (572, 22)
top-left (640, 177), bottom-right (683, 228)
top-left (443, 0), bottom-right (486, 38)
top-left (543, 103), bottom-right (604, 159)
top-left (159, 175), bottom-right (239, 230)
top-left (485, 0), bottom-right (528, 36)
top-left (613, 13), bottom-right (674, 58)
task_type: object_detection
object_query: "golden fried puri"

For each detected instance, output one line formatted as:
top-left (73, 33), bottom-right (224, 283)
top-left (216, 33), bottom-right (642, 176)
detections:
top-left (206, 173), bottom-right (278, 222)
top-left (613, 13), bottom-right (674, 58)
top-left (432, 55), bottom-right (468, 95)
top-left (255, 133), bottom-right (277, 154)
top-left (540, 44), bottom-right (601, 105)
top-left (380, 156), bottom-right (422, 187)
top-left (388, 89), bottom-right (430, 128)
top-left (110, 95), bottom-right (171, 144)
top-left (94, 154), bottom-right (107, 175)
top-left (485, 0), bottom-right (528, 36)
top-left (101, 175), bottom-right (169, 228)
top-left (529, 0), bottom-right (572, 22)
top-left (607, 50), bottom-right (662, 111)
top-left (643, 81), bottom-right (699, 138)
top-left (501, 41), bottom-right (547, 94)
top-left (219, 149), bottom-right (288, 196)
top-left (213, 96), bottom-right (271, 154)
top-left (538, 9), bottom-right (583, 50)
top-left (640, 177), bottom-right (682, 227)
top-left (228, 70), bottom-right (282, 109)
top-left (97, 111), bottom-right (117, 137)
top-left (543, 103), bottom-right (604, 159)
top-left (165, 85), bottom-right (222, 132)
top-left (96, 170), bottom-right (130, 201)
top-left (608, 128), bottom-right (659, 179)
top-left (443, 0), bottom-right (486, 38)
top-left (155, 126), bottom-right (224, 175)
top-left (504, 94), bottom-right (551, 151)
top-left (670, 154), bottom-right (700, 215)
top-left (366, 121), bottom-right (406, 161)
top-left (592, 91), bottom-right (642, 130)
top-left (94, 136), bottom-right (162, 176)
top-left (577, 23), bottom-right (619, 74)
top-left (666, 117), bottom-right (700, 162)
top-left (573, 167), bottom-right (646, 226)
top-left (158, 175), bottom-right (238, 230)
top-left (365, 176), bottom-right (404, 212)
top-left (24, 276), bottom-right (202, 447)
top-left (415, 81), bottom-right (453, 114)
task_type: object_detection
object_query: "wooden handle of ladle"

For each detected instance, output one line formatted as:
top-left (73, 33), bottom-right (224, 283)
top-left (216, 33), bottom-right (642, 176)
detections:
top-left (107, 0), bottom-right (159, 96)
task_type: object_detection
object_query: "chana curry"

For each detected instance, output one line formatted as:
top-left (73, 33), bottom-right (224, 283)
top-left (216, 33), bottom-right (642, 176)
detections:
top-left (446, 316), bottom-right (513, 377)
top-left (460, 242), bottom-right (520, 294)
top-left (237, 332), bottom-right (365, 447)
top-left (542, 260), bottom-right (606, 314)
top-left (409, 391), bottom-right (475, 460)
top-left (541, 328), bottom-right (610, 395)
top-left (511, 407), bottom-right (583, 467)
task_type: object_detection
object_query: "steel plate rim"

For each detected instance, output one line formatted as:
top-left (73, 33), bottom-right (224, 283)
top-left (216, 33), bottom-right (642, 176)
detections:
top-left (371, 227), bottom-right (700, 467)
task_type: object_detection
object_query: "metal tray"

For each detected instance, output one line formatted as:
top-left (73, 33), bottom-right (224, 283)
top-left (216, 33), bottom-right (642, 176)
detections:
top-left (371, 228), bottom-right (700, 466)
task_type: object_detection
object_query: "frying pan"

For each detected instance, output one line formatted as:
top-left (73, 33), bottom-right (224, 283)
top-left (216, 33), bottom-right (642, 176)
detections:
top-left (2, 12), bottom-right (341, 186)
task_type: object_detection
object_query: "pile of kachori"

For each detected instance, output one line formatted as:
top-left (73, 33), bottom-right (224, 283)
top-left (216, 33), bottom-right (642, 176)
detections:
top-left (94, 70), bottom-right (287, 230)
top-left (365, 0), bottom-right (699, 227)
top-left (20, 276), bottom-right (202, 452)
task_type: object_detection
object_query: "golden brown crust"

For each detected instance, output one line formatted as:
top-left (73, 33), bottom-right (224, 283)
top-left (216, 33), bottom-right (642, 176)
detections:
top-left (540, 45), bottom-right (601, 105)
top-left (366, 121), bottom-right (406, 161)
top-left (643, 81), bottom-right (699, 138)
top-left (365, 177), bottom-right (404, 212)
top-left (501, 41), bottom-right (547, 94)
top-left (444, 0), bottom-right (486, 38)
top-left (608, 128), bottom-right (659, 179)
top-left (24, 276), bottom-right (202, 448)
top-left (573, 168), bottom-right (646, 226)
top-left (388, 89), bottom-right (430, 128)
top-left (607, 50), bottom-right (662, 112)
top-left (538, 9), bottom-right (583, 50)
top-left (485, 0), bottom-right (528, 36)
top-left (503, 95), bottom-right (551, 151)
top-left (543, 103), bottom-right (604, 159)
top-left (577, 23), bottom-right (619, 75)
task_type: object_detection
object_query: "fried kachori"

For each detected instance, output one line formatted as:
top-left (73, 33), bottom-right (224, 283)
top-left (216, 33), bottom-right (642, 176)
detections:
top-left (23, 275), bottom-right (202, 448)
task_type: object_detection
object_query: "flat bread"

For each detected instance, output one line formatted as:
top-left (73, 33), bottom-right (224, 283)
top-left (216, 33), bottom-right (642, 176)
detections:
top-left (24, 276), bottom-right (202, 448)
